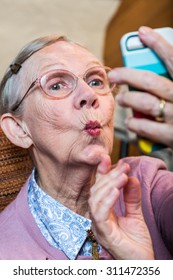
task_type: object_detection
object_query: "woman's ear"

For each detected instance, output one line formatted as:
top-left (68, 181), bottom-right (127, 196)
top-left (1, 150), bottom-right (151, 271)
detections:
top-left (0, 113), bottom-right (33, 148)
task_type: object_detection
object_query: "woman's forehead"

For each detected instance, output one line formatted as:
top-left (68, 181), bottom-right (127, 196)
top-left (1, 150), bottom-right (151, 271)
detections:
top-left (40, 40), bottom-right (94, 54)
top-left (23, 40), bottom-right (101, 79)
top-left (36, 41), bottom-right (98, 65)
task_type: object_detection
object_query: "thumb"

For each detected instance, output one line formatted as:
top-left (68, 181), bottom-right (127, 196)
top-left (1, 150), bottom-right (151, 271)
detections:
top-left (123, 176), bottom-right (142, 217)
top-left (96, 153), bottom-right (111, 175)
top-left (138, 26), bottom-right (173, 77)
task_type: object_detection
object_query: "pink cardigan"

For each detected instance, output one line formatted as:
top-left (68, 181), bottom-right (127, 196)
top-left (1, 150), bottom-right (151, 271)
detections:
top-left (0, 156), bottom-right (173, 260)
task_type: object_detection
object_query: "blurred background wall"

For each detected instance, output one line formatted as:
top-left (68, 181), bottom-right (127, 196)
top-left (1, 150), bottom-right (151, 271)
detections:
top-left (0, 0), bottom-right (120, 78)
top-left (103, 0), bottom-right (173, 68)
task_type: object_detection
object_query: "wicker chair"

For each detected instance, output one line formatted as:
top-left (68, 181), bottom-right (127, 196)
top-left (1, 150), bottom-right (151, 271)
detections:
top-left (0, 128), bottom-right (33, 212)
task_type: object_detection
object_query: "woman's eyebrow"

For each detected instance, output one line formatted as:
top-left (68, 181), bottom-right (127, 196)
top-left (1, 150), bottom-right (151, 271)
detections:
top-left (86, 61), bottom-right (102, 67)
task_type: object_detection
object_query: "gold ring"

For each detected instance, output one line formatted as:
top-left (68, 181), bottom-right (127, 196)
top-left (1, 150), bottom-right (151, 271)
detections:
top-left (155, 99), bottom-right (166, 122)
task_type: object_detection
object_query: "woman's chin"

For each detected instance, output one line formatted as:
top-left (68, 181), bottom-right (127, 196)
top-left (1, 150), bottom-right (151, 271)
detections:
top-left (80, 144), bottom-right (110, 166)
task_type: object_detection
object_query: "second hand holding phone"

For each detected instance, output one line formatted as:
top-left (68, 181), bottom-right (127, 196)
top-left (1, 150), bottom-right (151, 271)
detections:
top-left (120, 27), bottom-right (173, 154)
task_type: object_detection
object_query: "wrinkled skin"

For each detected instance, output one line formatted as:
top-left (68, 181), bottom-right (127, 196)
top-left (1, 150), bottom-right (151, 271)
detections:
top-left (1, 39), bottom-right (154, 259)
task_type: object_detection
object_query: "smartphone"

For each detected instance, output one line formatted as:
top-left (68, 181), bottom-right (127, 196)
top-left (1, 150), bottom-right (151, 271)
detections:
top-left (120, 27), bottom-right (173, 154)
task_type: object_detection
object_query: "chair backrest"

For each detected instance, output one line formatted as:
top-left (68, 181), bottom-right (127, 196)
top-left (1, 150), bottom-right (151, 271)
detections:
top-left (0, 128), bottom-right (33, 212)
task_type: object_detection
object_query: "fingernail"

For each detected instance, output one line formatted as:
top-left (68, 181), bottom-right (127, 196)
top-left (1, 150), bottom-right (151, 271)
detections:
top-left (112, 162), bottom-right (130, 174)
top-left (139, 26), bottom-right (151, 35)
top-left (108, 69), bottom-right (118, 81)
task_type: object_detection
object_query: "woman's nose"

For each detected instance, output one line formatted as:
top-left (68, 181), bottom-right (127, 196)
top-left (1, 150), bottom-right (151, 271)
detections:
top-left (73, 79), bottom-right (99, 109)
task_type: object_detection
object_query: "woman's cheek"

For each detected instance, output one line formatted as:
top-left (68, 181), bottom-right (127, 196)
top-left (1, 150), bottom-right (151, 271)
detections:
top-left (37, 102), bottom-right (70, 131)
top-left (103, 95), bottom-right (115, 123)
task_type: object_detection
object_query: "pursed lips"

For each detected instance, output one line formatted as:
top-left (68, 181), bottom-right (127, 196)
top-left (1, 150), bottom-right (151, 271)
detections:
top-left (84, 120), bottom-right (102, 136)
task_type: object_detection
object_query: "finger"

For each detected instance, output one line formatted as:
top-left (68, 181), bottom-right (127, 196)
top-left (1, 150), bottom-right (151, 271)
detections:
top-left (96, 153), bottom-right (111, 175)
top-left (91, 171), bottom-right (128, 202)
top-left (116, 90), bottom-right (160, 117)
top-left (89, 174), bottom-right (128, 222)
top-left (126, 117), bottom-right (173, 148)
top-left (123, 177), bottom-right (142, 217)
top-left (92, 163), bottom-right (130, 196)
top-left (82, 145), bottom-right (111, 171)
top-left (109, 67), bottom-right (173, 102)
top-left (164, 101), bottom-right (173, 123)
top-left (117, 91), bottom-right (173, 122)
top-left (138, 26), bottom-right (173, 77)
top-left (94, 163), bottom-right (130, 192)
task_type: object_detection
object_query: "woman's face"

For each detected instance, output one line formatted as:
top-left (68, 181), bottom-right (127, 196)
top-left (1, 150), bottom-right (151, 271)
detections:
top-left (22, 41), bottom-right (115, 167)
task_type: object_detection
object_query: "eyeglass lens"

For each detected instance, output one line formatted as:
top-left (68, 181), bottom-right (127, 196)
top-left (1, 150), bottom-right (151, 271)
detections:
top-left (40, 67), bottom-right (114, 98)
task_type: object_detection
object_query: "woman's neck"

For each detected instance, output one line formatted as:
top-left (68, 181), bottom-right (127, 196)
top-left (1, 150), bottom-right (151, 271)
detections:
top-left (35, 161), bottom-right (96, 217)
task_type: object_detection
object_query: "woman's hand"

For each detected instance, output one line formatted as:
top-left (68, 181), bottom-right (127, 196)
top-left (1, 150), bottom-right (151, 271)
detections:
top-left (88, 157), bottom-right (154, 260)
top-left (108, 26), bottom-right (173, 148)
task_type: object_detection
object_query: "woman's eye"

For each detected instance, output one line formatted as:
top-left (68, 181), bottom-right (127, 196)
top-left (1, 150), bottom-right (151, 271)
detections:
top-left (48, 79), bottom-right (68, 92)
top-left (50, 83), bottom-right (62, 91)
top-left (47, 80), bottom-right (68, 96)
top-left (88, 79), bottom-right (103, 88)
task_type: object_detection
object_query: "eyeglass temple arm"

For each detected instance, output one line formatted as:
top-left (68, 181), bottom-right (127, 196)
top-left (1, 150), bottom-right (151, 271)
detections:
top-left (11, 81), bottom-right (37, 111)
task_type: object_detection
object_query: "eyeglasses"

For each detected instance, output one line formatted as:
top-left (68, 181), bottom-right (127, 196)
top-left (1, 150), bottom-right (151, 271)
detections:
top-left (12, 66), bottom-right (115, 111)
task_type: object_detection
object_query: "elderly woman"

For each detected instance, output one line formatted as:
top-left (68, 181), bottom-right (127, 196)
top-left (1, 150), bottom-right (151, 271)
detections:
top-left (0, 34), bottom-right (172, 260)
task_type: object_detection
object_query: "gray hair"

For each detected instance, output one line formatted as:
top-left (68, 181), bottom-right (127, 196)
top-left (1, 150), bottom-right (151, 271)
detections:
top-left (0, 35), bottom-right (69, 116)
